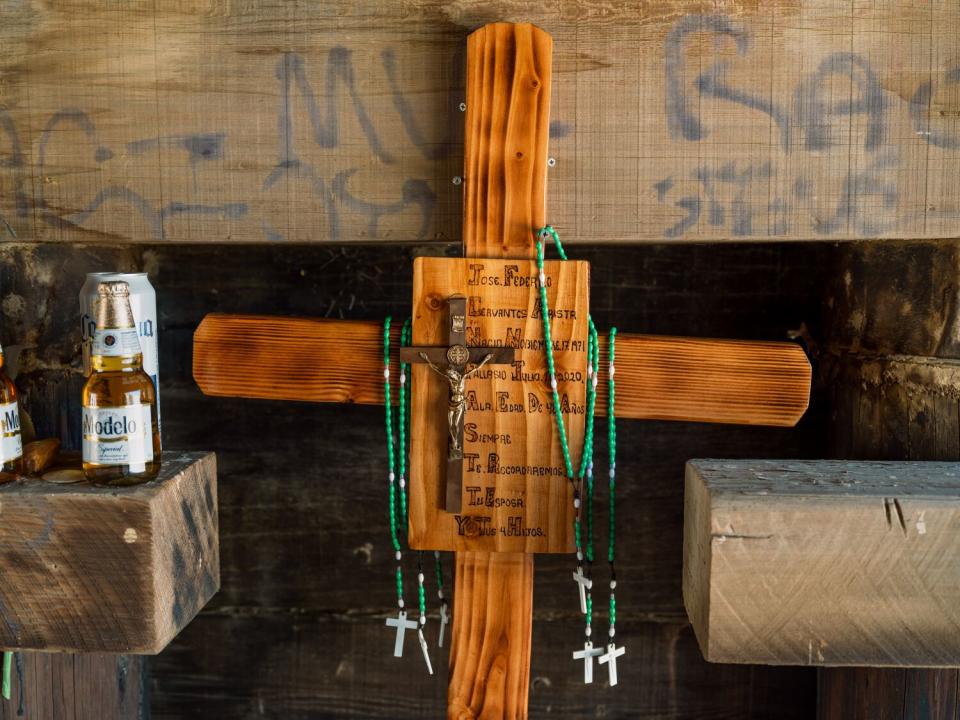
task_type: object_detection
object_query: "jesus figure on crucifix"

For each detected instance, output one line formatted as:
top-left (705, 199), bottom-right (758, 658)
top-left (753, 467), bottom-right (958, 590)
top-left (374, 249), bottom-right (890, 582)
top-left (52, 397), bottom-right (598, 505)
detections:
top-left (418, 350), bottom-right (494, 457)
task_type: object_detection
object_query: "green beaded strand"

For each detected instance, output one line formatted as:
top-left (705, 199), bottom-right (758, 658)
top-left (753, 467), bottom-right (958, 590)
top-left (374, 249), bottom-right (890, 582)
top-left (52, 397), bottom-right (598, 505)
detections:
top-left (383, 317), bottom-right (406, 611)
top-left (607, 327), bottom-right (618, 641)
top-left (398, 318), bottom-right (412, 528)
top-left (1, 651), bottom-right (9, 701)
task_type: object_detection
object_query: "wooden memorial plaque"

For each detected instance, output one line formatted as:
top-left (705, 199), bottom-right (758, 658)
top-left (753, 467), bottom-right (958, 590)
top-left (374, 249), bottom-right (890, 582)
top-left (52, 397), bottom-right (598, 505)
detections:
top-left (407, 256), bottom-right (589, 553)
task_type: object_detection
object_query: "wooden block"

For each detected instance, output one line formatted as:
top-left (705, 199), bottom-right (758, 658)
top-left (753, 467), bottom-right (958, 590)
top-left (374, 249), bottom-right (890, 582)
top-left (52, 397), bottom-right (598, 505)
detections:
top-left (193, 315), bottom-right (810, 427)
top-left (407, 256), bottom-right (588, 553)
top-left (1, 3), bottom-right (959, 244)
top-left (683, 459), bottom-right (960, 667)
top-left (0, 451), bottom-right (219, 654)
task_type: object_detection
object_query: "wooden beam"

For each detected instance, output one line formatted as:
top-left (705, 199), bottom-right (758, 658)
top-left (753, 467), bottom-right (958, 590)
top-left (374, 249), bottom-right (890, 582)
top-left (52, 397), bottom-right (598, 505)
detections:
top-left (193, 314), bottom-right (811, 427)
top-left (0, 452), bottom-right (218, 654)
top-left (683, 459), bottom-right (960, 667)
top-left (2, 2), bottom-right (958, 244)
top-left (448, 552), bottom-right (533, 718)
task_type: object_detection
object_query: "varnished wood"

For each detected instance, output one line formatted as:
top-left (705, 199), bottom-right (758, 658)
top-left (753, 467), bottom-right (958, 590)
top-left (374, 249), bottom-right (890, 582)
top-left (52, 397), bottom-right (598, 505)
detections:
top-left (193, 314), bottom-right (811, 427)
top-left (0, 452), bottom-right (218, 654)
top-left (448, 552), bottom-right (533, 720)
top-left (407, 257), bottom-right (588, 553)
top-left (463, 24), bottom-right (551, 258)
top-left (685, 459), bottom-right (960, 667)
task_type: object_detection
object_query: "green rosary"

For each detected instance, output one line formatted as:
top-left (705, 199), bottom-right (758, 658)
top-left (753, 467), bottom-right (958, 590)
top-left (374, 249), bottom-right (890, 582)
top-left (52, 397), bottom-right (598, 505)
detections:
top-left (383, 316), bottom-right (451, 673)
top-left (535, 226), bottom-right (625, 686)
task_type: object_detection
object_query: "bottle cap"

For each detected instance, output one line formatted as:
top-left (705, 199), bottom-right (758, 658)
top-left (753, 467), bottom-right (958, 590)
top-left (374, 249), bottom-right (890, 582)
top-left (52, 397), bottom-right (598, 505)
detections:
top-left (95, 281), bottom-right (136, 330)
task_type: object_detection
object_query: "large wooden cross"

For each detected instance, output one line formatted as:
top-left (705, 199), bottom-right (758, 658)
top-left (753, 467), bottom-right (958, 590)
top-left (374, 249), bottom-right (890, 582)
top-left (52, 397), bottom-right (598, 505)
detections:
top-left (192, 23), bottom-right (811, 719)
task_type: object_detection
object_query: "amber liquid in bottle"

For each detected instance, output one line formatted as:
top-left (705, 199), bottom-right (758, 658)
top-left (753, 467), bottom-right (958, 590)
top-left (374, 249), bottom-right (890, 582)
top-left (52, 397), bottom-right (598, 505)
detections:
top-left (0, 344), bottom-right (23, 483)
top-left (82, 282), bottom-right (160, 485)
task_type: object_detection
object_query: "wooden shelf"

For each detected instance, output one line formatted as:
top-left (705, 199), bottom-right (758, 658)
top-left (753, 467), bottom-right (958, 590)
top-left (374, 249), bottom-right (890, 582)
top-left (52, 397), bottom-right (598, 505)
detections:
top-left (684, 459), bottom-right (960, 667)
top-left (0, 451), bottom-right (218, 654)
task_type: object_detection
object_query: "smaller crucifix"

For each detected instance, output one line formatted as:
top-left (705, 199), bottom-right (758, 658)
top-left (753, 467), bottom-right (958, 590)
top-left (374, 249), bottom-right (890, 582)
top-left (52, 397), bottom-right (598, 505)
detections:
top-left (598, 643), bottom-right (626, 686)
top-left (438, 601), bottom-right (450, 648)
top-left (385, 610), bottom-right (418, 658)
top-left (572, 566), bottom-right (592, 614)
top-left (400, 295), bottom-right (514, 513)
top-left (572, 641), bottom-right (603, 684)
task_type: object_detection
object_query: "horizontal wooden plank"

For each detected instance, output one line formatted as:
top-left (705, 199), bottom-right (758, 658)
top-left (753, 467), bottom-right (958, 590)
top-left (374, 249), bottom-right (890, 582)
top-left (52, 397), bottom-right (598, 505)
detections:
top-left (1, 2), bottom-right (958, 243)
top-left (683, 459), bottom-right (960, 667)
top-left (0, 451), bottom-right (218, 654)
top-left (193, 314), bottom-right (811, 427)
top-left (152, 613), bottom-right (815, 719)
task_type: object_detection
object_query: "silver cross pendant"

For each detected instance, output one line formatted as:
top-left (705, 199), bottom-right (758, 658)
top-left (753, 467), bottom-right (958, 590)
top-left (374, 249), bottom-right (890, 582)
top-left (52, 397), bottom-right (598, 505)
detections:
top-left (385, 610), bottom-right (418, 658)
top-left (598, 642), bottom-right (626, 686)
top-left (572, 566), bottom-right (592, 614)
top-left (438, 602), bottom-right (450, 648)
top-left (572, 640), bottom-right (603, 684)
top-left (417, 628), bottom-right (434, 674)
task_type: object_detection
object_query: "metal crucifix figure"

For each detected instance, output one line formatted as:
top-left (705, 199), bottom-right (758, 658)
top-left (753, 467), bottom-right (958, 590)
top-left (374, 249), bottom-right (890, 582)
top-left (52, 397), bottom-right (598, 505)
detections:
top-left (400, 294), bottom-right (514, 513)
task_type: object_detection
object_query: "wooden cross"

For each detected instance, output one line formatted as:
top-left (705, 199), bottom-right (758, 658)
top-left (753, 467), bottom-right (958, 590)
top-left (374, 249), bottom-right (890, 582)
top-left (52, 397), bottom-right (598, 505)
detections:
top-left (192, 22), bottom-right (811, 719)
top-left (598, 643), bottom-right (626, 686)
top-left (399, 294), bottom-right (514, 512)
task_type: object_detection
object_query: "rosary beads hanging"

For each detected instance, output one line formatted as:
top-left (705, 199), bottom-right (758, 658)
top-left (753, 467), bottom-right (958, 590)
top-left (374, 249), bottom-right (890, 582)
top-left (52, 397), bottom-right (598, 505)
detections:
top-left (535, 226), bottom-right (626, 686)
top-left (383, 317), bottom-right (433, 673)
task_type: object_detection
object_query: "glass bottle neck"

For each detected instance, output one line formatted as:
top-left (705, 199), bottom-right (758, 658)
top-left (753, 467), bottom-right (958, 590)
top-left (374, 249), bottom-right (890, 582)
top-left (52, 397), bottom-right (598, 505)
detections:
top-left (91, 353), bottom-right (144, 373)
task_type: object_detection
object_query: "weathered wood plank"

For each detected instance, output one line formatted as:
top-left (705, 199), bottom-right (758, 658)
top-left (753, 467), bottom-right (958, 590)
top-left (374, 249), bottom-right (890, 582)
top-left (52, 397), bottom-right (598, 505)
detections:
top-left (1, 2), bottom-right (958, 244)
top-left (0, 653), bottom-right (145, 720)
top-left (685, 458), bottom-right (960, 667)
top-left (0, 451), bottom-right (218, 654)
top-left (193, 314), bottom-right (811, 426)
top-left (153, 612), bottom-right (815, 720)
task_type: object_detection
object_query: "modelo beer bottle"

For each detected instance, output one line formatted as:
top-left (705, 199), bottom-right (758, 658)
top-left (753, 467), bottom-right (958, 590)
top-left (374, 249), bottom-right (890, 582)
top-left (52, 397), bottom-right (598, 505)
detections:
top-left (82, 281), bottom-right (161, 484)
top-left (0, 341), bottom-right (23, 483)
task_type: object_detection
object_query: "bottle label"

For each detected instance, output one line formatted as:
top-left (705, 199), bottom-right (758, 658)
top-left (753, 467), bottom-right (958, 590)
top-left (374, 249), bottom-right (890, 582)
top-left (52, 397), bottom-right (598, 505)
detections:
top-left (92, 327), bottom-right (141, 358)
top-left (0, 401), bottom-right (22, 464)
top-left (82, 404), bottom-right (154, 470)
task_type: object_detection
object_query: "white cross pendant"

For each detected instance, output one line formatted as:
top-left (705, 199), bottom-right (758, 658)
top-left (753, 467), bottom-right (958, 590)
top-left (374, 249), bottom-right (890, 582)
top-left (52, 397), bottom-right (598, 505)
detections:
top-left (572, 566), bottom-right (592, 614)
top-left (385, 610), bottom-right (418, 657)
top-left (598, 643), bottom-right (626, 686)
top-left (438, 602), bottom-right (450, 648)
top-left (417, 628), bottom-right (434, 674)
top-left (572, 640), bottom-right (603, 684)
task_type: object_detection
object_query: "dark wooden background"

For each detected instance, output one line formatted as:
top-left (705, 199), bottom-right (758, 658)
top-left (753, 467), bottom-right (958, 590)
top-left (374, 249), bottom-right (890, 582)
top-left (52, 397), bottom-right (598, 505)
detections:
top-left (0, 241), bottom-right (838, 718)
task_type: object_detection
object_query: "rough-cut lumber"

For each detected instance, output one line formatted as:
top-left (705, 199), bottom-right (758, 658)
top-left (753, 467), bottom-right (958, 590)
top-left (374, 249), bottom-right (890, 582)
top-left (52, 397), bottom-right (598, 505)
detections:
top-left (193, 314), bottom-right (811, 427)
top-left (448, 553), bottom-right (533, 719)
top-left (0, 451), bottom-right (219, 654)
top-left (0, 653), bottom-right (145, 720)
top-left (1, 1), bottom-right (958, 244)
top-left (684, 458), bottom-right (960, 668)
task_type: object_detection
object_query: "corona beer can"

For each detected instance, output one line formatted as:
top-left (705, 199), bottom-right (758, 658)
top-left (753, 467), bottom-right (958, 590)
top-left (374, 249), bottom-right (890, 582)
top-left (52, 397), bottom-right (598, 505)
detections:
top-left (80, 273), bottom-right (161, 437)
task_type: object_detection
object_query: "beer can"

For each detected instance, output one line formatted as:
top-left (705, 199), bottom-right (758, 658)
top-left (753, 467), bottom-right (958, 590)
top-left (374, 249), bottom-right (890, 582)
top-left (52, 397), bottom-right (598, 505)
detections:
top-left (80, 273), bottom-right (161, 436)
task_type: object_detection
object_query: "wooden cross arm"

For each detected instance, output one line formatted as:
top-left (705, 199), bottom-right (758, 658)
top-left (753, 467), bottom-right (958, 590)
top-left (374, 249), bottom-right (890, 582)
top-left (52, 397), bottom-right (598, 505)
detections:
top-left (193, 313), bottom-right (811, 427)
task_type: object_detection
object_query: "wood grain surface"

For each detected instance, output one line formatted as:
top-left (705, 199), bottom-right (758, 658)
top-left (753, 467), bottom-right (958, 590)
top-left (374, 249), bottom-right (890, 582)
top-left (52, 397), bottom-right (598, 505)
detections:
top-left (194, 314), bottom-right (811, 427)
top-left (2, 2), bottom-right (959, 244)
top-left (685, 459), bottom-right (960, 667)
top-left (463, 24), bottom-right (551, 258)
top-left (448, 553), bottom-right (533, 719)
top-left (0, 451), bottom-right (218, 654)
top-left (407, 257), bottom-right (587, 553)
top-left (817, 240), bottom-right (960, 719)
top-left (0, 653), bottom-right (145, 720)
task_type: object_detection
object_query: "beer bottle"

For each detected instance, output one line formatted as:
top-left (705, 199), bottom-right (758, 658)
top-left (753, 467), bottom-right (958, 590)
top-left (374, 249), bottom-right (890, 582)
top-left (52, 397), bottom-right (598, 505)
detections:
top-left (0, 341), bottom-right (23, 483)
top-left (82, 281), bottom-right (160, 484)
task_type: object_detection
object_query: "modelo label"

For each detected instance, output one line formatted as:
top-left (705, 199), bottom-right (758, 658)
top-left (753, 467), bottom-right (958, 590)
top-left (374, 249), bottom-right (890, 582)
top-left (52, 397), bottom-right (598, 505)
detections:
top-left (0, 401), bottom-right (22, 464)
top-left (92, 327), bottom-right (141, 358)
top-left (82, 404), bottom-right (153, 470)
